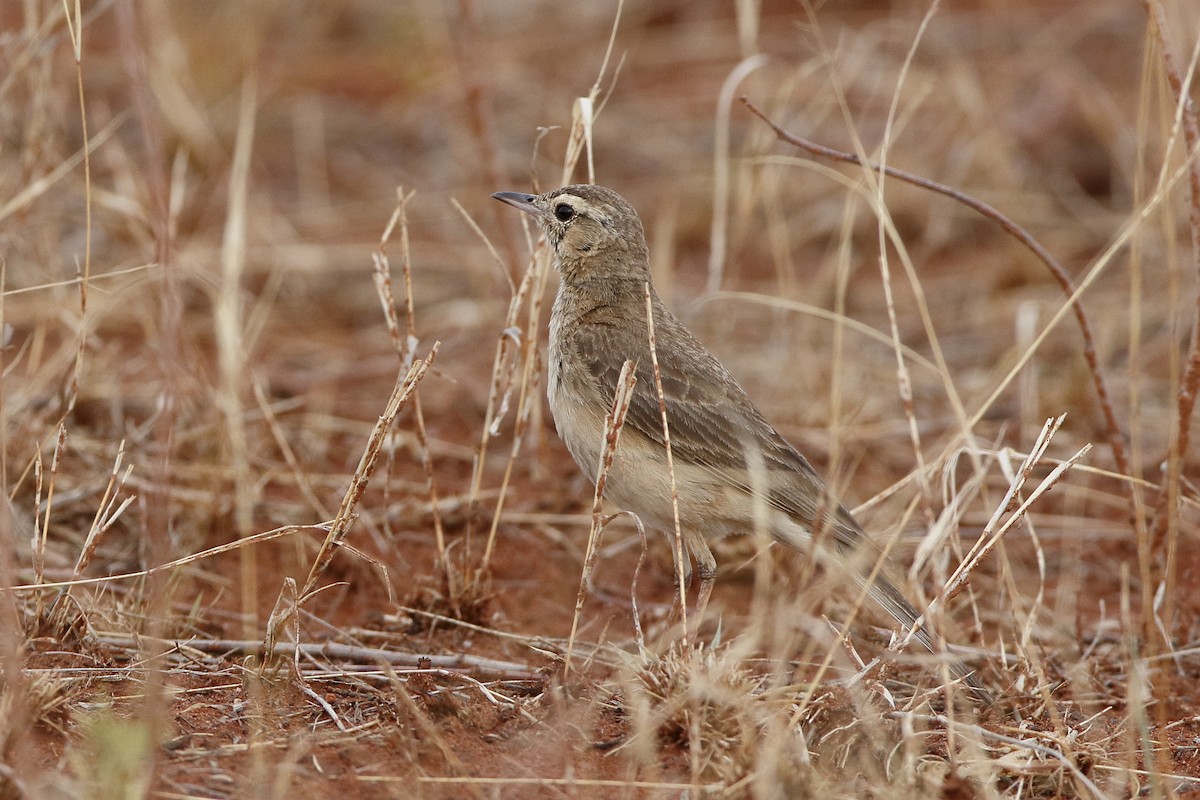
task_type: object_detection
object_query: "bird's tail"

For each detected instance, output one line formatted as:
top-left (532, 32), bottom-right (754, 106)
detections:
top-left (862, 572), bottom-right (992, 704)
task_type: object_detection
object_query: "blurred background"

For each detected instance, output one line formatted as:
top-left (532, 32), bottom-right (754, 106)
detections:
top-left (4, 0), bottom-right (1176, 450)
top-left (3, 0), bottom-right (1199, 792)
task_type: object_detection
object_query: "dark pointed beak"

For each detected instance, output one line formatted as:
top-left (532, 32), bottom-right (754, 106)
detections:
top-left (492, 191), bottom-right (545, 217)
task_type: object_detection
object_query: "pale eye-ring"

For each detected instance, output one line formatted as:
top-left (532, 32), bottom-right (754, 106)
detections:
top-left (553, 202), bottom-right (575, 222)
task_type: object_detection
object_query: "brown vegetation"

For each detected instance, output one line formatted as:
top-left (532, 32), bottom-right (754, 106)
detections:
top-left (2, 0), bottom-right (1199, 797)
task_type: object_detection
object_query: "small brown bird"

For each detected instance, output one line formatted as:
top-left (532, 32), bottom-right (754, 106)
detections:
top-left (494, 183), bottom-right (988, 701)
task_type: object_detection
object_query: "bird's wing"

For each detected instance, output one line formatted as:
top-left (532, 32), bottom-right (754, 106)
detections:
top-left (574, 314), bottom-right (865, 550)
top-left (570, 312), bottom-right (992, 702)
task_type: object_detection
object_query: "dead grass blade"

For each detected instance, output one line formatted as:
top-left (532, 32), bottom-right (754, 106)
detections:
top-left (940, 416), bottom-right (1092, 607)
top-left (6, 523), bottom-right (321, 593)
top-left (643, 283), bottom-right (692, 642)
top-left (300, 347), bottom-right (438, 600)
top-left (564, 359), bottom-right (637, 675)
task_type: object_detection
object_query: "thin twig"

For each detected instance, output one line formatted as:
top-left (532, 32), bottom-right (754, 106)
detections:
top-left (407, 777), bottom-right (726, 792)
top-left (741, 97), bottom-right (1130, 479)
top-left (93, 635), bottom-right (546, 683)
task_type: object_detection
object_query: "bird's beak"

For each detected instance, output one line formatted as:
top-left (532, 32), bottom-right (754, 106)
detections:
top-left (491, 191), bottom-right (545, 218)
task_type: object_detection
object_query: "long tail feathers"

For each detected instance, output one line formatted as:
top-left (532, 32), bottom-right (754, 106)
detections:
top-left (865, 574), bottom-right (993, 705)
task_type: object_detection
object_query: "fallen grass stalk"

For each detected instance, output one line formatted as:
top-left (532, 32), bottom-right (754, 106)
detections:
top-left (5, 523), bottom-right (320, 593)
top-left (92, 634), bottom-right (546, 682)
top-left (380, 610), bottom-right (627, 669)
top-left (404, 776), bottom-right (727, 791)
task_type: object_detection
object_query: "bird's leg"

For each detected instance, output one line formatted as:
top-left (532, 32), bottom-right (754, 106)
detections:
top-left (660, 535), bottom-right (717, 645)
top-left (671, 537), bottom-right (717, 644)
top-left (690, 539), bottom-right (717, 625)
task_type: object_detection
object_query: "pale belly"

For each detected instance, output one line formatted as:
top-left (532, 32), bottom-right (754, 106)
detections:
top-left (548, 365), bottom-right (801, 543)
top-left (546, 320), bottom-right (814, 561)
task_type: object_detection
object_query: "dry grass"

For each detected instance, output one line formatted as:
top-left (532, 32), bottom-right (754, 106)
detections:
top-left (2, 0), bottom-right (1200, 797)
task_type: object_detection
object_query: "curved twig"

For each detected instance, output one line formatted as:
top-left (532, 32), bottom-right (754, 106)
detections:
top-left (741, 97), bottom-right (1130, 481)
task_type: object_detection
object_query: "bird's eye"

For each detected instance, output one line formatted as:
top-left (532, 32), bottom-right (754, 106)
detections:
top-left (553, 203), bottom-right (575, 222)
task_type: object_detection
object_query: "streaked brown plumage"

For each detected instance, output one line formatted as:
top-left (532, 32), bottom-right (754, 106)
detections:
top-left (493, 183), bottom-right (989, 702)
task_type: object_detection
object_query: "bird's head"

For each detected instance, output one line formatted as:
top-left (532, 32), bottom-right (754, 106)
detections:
top-left (492, 184), bottom-right (649, 282)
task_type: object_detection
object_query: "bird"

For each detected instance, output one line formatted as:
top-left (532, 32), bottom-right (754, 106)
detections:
top-left (493, 183), bottom-right (989, 702)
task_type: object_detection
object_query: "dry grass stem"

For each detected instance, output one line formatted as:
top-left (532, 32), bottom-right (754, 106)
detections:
top-left (374, 188), bottom-right (448, 588)
top-left (564, 359), bottom-right (637, 674)
top-left (75, 442), bottom-right (134, 572)
top-left (465, 63), bottom-right (613, 619)
top-left (300, 348), bottom-right (438, 600)
top-left (643, 282), bottom-right (691, 643)
top-left (940, 416), bottom-right (1091, 606)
